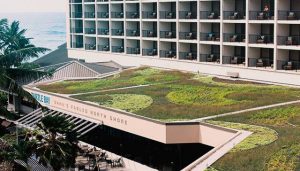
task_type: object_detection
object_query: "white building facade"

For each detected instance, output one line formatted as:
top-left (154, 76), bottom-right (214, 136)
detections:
top-left (66, 0), bottom-right (300, 85)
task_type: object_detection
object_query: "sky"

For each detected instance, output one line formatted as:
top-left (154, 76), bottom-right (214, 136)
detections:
top-left (0, 0), bottom-right (67, 13)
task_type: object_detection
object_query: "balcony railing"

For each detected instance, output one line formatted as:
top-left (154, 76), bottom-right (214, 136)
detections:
top-left (112, 46), bottom-right (124, 53)
top-left (223, 33), bottom-right (246, 42)
top-left (277, 36), bottom-right (300, 46)
top-left (223, 11), bottom-right (246, 20)
top-left (85, 12), bottom-right (96, 18)
top-left (222, 56), bottom-right (245, 65)
top-left (142, 30), bottom-right (157, 38)
top-left (179, 52), bottom-right (197, 61)
top-left (142, 48), bottom-right (157, 56)
top-left (111, 29), bottom-right (124, 36)
top-left (98, 45), bottom-right (110, 51)
top-left (127, 47), bottom-right (140, 55)
top-left (70, 12), bottom-right (82, 18)
top-left (179, 32), bottom-right (197, 40)
top-left (278, 10), bottom-right (300, 20)
top-left (277, 60), bottom-right (300, 71)
top-left (126, 12), bottom-right (139, 19)
top-left (71, 42), bottom-right (83, 48)
top-left (160, 50), bottom-right (177, 58)
top-left (142, 11), bottom-right (157, 19)
top-left (70, 27), bottom-right (83, 33)
top-left (249, 11), bottom-right (274, 20)
top-left (200, 11), bottom-right (220, 19)
top-left (160, 11), bottom-right (176, 19)
top-left (85, 44), bottom-right (96, 50)
top-left (111, 12), bottom-right (124, 18)
top-left (84, 0), bottom-right (95, 2)
top-left (126, 29), bottom-right (140, 37)
top-left (248, 57), bottom-right (274, 68)
top-left (200, 32), bottom-right (220, 41)
top-left (97, 12), bottom-right (109, 18)
top-left (160, 31), bottom-right (176, 39)
top-left (85, 28), bottom-right (96, 34)
top-left (249, 34), bottom-right (274, 44)
top-left (179, 11), bottom-right (197, 19)
top-left (199, 54), bottom-right (220, 63)
top-left (97, 0), bottom-right (108, 2)
top-left (69, 0), bottom-right (82, 3)
top-left (97, 28), bottom-right (109, 35)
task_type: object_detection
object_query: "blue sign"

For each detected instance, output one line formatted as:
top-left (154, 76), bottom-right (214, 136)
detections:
top-left (31, 93), bottom-right (50, 105)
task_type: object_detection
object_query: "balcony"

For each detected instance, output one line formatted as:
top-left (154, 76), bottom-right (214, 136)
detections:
top-left (97, 28), bottom-right (109, 35)
top-left (223, 56), bottom-right (245, 65)
top-left (223, 33), bottom-right (246, 43)
top-left (179, 52), bottom-right (197, 61)
top-left (142, 30), bottom-right (157, 38)
top-left (200, 33), bottom-right (220, 41)
top-left (71, 42), bottom-right (83, 48)
top-left (179, 32), bottom-right (197, 40)
top-left (126, 29), bottom-right (140, 37)
top-left (85, 12), bottom-right (96, 18)
top-left (160, 31), bottom-right (176, 39)
top-left (127, 47), bottom-right (140, 55)
top-left (142, 49), bottom-right (157, 56)
top-left (278, 11), bottom-right (300, 20)
top-left (142, 11), bottom-right (157, 19)
top-left (69, 0), bottom-right (82, 3)
top-left (248, 58), bottom-right (274, 68)
top-left (179, 11), bottom-right (197, 19)
top-left (199, 54), bottom-right (220, 63)
top-left (277, 60), bottom-right (300, 71)
top-left (249, 34), bottom-right (274, 44)
top-left (126, 12), bottom-right (139, 19)
top-left (71, 27), bottom-right (83, 33)
top-left (278, 36), bottom-right (300, 46)
top-left (112, 46), bottom-right (124, 53)
top-left (160, 50), bottom-right (177, 59)
top-left (200, 11), bottom-right (220, 20)
top-left (97, 12), bottom-right (109, 18)
top-left (249, 11), bottom-right (274, 20)
top-left (223, 11), bottom-right (246, 20)
top-left (98, 45), bottom-right (110, 52)
top-left (111, 12), bottom-right (124, 18)
top-left (111, 29), bottom-right (124, 36)
top-left (70, 12), bottom-right (83, 18)
top-left (85, 28), bottom-right (96, 34)
top-left (85, 44), bottom-right (96, 50)
top-left (160, 11), bottom-right (176, 19)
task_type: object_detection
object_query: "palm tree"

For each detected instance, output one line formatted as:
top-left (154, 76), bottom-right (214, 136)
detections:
top-left (33, 115), bottom-right (78, 171)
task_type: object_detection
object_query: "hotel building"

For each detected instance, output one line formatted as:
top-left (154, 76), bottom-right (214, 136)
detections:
top-left (67, 0), bottom-right (300, 85)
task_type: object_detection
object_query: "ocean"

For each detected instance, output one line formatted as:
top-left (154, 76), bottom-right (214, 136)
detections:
top-left (0, 12), bottom-right (66, 61)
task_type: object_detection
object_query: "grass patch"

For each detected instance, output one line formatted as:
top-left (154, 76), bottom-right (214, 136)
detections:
top-left (208, 104), bottom-right (300, 171)
top-left (266, 144), bottom-right (300, 171)
top-left (207, 121), bottom-right (278, 152)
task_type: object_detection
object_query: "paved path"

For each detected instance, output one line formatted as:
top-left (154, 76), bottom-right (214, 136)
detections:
top-left (193, 100), bottom-right (300, 121)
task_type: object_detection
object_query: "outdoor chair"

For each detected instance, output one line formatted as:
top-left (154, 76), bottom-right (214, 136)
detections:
top-left (118, 12), bottom-right (124, 18)
top-left (166, 12), bottom-right (174, 19)
top-left (116, 30), bottom-right (123, 36)
top-left (151, 12), bottom-right (157, 18)
top-left (207, 54), bottom-right (215, 62)
top-left (132, 30), bottom-right (138, 36)
top-left (257, 12), bottom-right (265, 20)
top-left (105, 158), bottom-right (113, 168)
top-left (257, 35), bottom-right (265, 43)
top-left (134, 48), bottom-right (140, 54)
top-left (286, 36), bottom-right (294, 45)
top-left (208, 12), bottom-right (217, 19)
top-left (112, 157), bottom-right (123, 167)
top-left (148, 31), bottom-right (154, 37)
top-left (131, 12), bottom-right (138, 18)
top-left (185, 32), bottom-right (193, 39)
top-left (231, 56), bottom-right (239, 64)
top-left (287, 12), bottom-right (297, 20)
top-left (186, 12), bottom-right (192, 19)
top-left (117, 47), bottom-right (124, 53)
top-left (103, 12), bottom-right (109, 18)
top-left (186, 53), bottom-right (194, 60)
top-left (207, 33), bottom-right (215, 41)
top-left (230, 35), bottom-right (238, 42)
top-left (166, 31), bottom-right (173, 38)
top-left (103, 45), bottom-right (109, 51)
top-left (104, 29), bottom-right (109, 35)
top-left (148, 49), bottom-right (157, 56)
top-left (167, 51), bottom-right (175, 58)
top-left (229, 12), bottom-right (239, 19)
top-left (284, 61), bottom-right (293, 70)
top-left (256, 58), bottom-right (264, 67)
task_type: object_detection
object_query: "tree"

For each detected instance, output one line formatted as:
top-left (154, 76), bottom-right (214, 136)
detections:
top-left (34, 115), bottom-right (78, 171)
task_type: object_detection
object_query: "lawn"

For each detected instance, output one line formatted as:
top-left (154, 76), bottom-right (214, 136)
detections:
top-left (65, 68), bottom-right (300, 120)
top-left (206, 104), bottom-right (300, 171)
